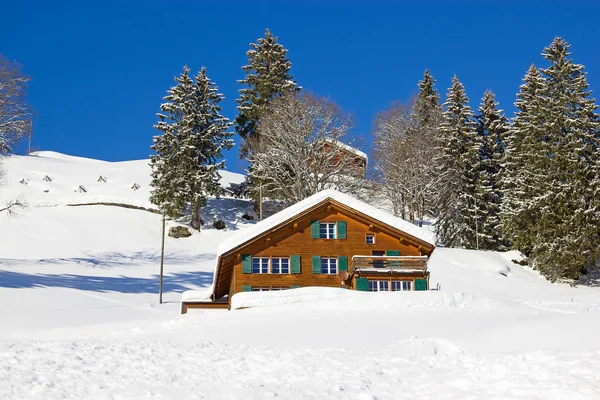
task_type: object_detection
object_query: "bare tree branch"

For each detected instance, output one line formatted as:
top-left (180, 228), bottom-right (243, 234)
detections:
top-left (372, 98), bottom-right (441, 225)
top-left (247, 92), bottom-right (369, 204)
top-left (0, 196), bottom-right (27, 217)
top-left (0, 54), bottom-right (32, 153)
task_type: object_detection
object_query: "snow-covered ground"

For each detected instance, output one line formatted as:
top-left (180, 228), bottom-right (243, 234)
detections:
top-left (1, 152), bottom-right (600, 399)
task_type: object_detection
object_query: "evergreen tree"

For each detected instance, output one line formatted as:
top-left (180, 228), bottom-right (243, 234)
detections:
top-left (414, 69), bottom-right (442, 224)
top-left (415, 69), bottom-right (441, 127)
top-left (150, 66), bottom-right (195, 219)
top-left (235, 28), bottom-right (299, 159)
top-left (531, 37), bottom-right (600, 280)
top-left (150, 66), bottom-right (233, 230)
top-left (501, 64), bottom-right (546, 254)
top-left (475, 90), bottom-right (509, 250)
top-left (433, 75), bottom-right (480, 248)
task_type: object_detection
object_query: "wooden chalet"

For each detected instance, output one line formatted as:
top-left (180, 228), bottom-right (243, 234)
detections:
top-left (182, 189), bottom-right (436, 313)
top-left (322, 139), bottom-right (368, 177)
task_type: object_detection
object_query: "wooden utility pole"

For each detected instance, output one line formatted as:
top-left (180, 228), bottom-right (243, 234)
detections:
top-left (27, 121), bottom-right (33, 155)
top-left (159, 214), bottom-right (166, 304)
top-left (259, 185), bottom-right (263, 221)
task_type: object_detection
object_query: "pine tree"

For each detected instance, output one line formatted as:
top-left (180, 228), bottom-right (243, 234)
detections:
top-left (150, 66), bottom-right (233, 230)
top-left (531, 37), bottom-right (600, 280)
top-left (415, 69), bottom-right (441, 127)
top-left (413, 69), bottom-right (442, 225)
top-left (150, 66), bottom-right (195, 219)
top-left (184, 67), bottom-right (234, 229)
top-left (475, 90), bottom-right (509, 250)
top-left (434, 75), bottom-right (480, 248)
top-left (501, 64), bottom-right (546, 254)
top-left (235, 28), bottom-right (299, 159)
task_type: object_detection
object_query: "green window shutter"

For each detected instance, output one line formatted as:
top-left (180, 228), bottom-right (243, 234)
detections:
top-left (241, 285), bottom-right (252, 292)
top-left (338, 255), bottom-right (348, 271)
top-left (356, 277), bottom-right (368, 291)
top-left (386, 250), bottom-right (400, 267)
top-left (291, 285), bottom-right (301, 289)
top-left (312, 255), bottom-right (321, 274)
top-left (291, 255), bottom-right (301, 274)
top-left (311, 220), bottom-right (320, 239)
top-left (242, 254), bottom-right (252, 274)
top-left (414, 279), bottom-right (428, 291)
top-left (337, 221), bottom-right (347, 239)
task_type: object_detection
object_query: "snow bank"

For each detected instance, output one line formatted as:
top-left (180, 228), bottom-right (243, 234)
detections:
top-left (2, 339), bottom-right (599, 399)
top-left (230, 286), bottom-right (518, 311)
top-left (180, 287), bottom-right (213, 302)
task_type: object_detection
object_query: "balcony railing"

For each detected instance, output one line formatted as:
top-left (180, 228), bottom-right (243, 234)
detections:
top-left (350, 255), bottom-right (429, 275)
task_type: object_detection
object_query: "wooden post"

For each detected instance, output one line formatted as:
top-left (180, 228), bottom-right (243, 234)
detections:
top-left (159, 214), bottom-right (165, 304)
top-left (259, 185), bottom-right (263, 221)
top-left (28, 121), bottom-right (32, 155)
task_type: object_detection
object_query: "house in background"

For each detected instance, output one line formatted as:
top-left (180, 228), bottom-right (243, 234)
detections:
top-left (321, 138), bottom-right (368, 177)
top-left (182, 189), bottom-right (436, 313)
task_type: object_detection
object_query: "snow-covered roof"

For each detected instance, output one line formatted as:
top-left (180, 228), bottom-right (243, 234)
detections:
top-left (216, 189), bottom-right (435, 259)
top-left (323, 138), bottom-right (368, 161)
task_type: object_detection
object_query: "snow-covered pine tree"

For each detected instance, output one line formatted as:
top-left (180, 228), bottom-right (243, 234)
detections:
top-left (183, 67), bottom-right (233, 230)
top-left (414, 69), bottom-right (443, 225)
top-left (415, 69), bottom-right (442, 127)
top-left (433, 75), bottom-right (480, 248)
top-left (150, 66), bottom-right (195, 219)
top-left (475, 90), bottom-right (509, 250)
top-left (531, 37), bottom-right (600, 280)
top-left (150, 66), bottom-right (233, 230)
top-left (235, 28), bottom-right (299, 159)
top-left (500, 64), bottom-right (546, 254)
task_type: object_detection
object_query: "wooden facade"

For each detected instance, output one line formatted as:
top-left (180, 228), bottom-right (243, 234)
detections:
top-left (321, 141), bottom-right (368, 178)
top-left (179, 195), bottom-right (436, 313)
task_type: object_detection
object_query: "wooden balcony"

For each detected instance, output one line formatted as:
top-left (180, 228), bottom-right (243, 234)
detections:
top-left (350, 255), bottom-right (429, 275)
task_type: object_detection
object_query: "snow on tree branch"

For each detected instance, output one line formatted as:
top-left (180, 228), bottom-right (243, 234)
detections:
top-left (247, 92), bottom-right (368, 205)
top-left (0, 54), bottom-right (32, 153)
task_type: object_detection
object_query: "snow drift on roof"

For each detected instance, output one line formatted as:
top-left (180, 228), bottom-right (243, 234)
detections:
top-left (216, 189), bottom-right (436, 258)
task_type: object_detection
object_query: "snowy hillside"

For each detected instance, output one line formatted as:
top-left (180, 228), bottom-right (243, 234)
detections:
top-left (1, 153), bottom-right (600, 399)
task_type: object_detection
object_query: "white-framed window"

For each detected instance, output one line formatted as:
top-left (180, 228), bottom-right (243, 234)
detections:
top-left (270, 286), bottom-right (290, 291)
top-left (319, 222), bottom-right (336, 239)
top-left (392, 281), bottom-right (412, 291)
top-left (366, 234), bottom-right (375, 244)
top-left (368, 280), bottom-right (389, 292)
top-left (251, 287), bottom-right (270, 292)
top-left (321, 257), bottom-right (337, 274)
top-left (252, 257), bottom-right (269, 274)
top-left (272, 258), bottom-right (290, 274)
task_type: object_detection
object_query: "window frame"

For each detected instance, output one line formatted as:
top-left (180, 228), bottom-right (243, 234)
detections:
top-left (320, 257), bottom-right (338, 274)
top-left (271, 257), bottom-right (291, 274)
top-left (368, 280), bottom-right (389, 292)
top-left (250, 287), bottom-right (270, 292)
top-left (365, 233), bottom-right (376, 244)
top-left (251, 257), bottom-right (270, 274)
top-left (319, 222), bottom-right (337, 239)
top-left (391, 280), bottom-right (413, 292)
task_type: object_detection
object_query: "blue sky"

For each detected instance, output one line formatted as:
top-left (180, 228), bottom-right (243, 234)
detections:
top-left (2, 0), bottom-right (599, 174)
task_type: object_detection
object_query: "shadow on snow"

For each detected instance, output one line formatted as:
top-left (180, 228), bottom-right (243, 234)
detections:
top-left (0, 251), bottom-right (215, 269)
top-left (0, 270), bottom-right (213, 293)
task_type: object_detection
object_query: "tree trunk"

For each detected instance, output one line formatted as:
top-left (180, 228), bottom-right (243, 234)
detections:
top-left (191, 203), bottom-right (202, 231)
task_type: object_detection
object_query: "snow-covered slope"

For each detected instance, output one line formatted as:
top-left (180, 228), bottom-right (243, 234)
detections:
top-left (3, 151), bottom-right (245, 208)
top-left (1, 152), bottom-right (600, 399)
